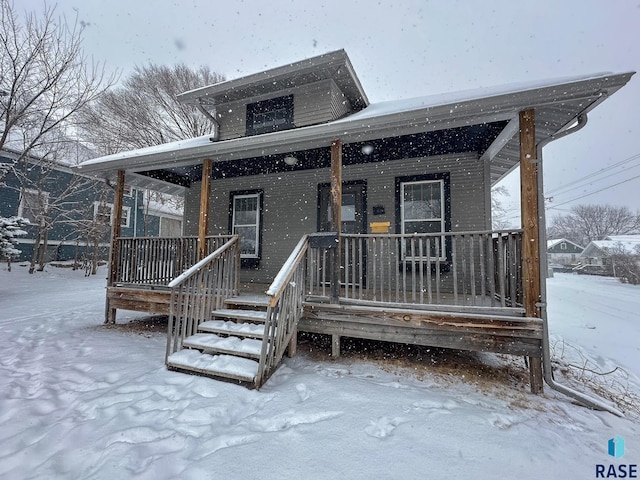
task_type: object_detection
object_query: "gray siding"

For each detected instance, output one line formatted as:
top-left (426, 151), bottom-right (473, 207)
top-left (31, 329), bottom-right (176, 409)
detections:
top-left (329, 80), bottom-right (352, 119)
top-left (215, 80), bottom-right (347, 141)
top-left (184, 153), bottom-right (486, 283)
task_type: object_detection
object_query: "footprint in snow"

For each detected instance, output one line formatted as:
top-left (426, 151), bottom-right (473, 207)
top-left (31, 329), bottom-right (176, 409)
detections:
top-left (296, 383), bottom-right (310, 402)
top-left (365, 416), bottom-right (404, 438)
top-left (488, 413), bottom-right (517, 429)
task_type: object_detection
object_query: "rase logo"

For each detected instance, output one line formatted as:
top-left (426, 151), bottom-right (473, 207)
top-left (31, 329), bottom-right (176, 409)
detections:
top-left (596, 436), bottom-right (637, 479)
top-left (610, 436), bottom-right (626, 459)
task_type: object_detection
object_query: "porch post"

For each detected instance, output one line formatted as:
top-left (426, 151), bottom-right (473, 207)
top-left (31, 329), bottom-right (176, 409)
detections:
top-left (198, 159), bottom-right (213, 261)
top-left (519, 109), bottom-right (544, 393)
top-left (330, 139), bottom-right (342, 304)
top-left (105, 169), bottom-right (125, 324)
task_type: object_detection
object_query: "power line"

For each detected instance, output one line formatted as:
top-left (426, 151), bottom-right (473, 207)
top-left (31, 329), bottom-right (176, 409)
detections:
top-left (546, 152), bottom-right (640, 197)
top-left (547, 162), bottom-right (640, 201)
top-left (547, 172), bottom-right (640, 210)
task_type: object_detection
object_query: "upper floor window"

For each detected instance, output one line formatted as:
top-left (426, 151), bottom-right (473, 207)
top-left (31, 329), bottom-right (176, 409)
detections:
top-left (246, 95), bottom-right (294, 136)
top-left (560, 242), bottom-right (567, 250)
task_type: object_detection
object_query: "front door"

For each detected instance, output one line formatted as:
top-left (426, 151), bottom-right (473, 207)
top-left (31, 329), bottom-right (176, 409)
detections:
top-left (317, 181), bottom-right (367, 287)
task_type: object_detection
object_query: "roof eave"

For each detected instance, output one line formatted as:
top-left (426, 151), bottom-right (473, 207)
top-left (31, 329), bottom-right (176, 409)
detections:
top-left (78, 71), bottom-right (635, 175)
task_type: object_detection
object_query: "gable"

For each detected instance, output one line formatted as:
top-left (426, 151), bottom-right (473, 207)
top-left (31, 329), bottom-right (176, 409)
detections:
top-left (547, 239), bottom-right (583, 254)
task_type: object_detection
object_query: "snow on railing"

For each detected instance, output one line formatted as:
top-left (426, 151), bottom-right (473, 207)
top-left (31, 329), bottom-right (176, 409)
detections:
top-left (256, 235), bottom-right (310, 388)
top-left (165, 236), bottom-right (241, 361)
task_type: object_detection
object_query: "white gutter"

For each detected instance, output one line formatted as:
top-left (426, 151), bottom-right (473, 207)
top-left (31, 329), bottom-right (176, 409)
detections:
top-left (536, 112), bottom-right (623, 416)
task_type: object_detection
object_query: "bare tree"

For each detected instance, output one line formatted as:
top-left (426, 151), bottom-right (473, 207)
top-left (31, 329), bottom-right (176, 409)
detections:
top-left (70, 182), bottom-right (111, 275)
top-left (0, 0), bottom-right (116, 165)
top-left (491, 185), bottom-right (513, 229)
top-left (11, 157), bottom-right (100, 273)
top-left (548, 204), bottom-right (640, 245)
top-left (608, 243), bottom-right (640, 285)
top-left (78, 63), bottom-right (224, 155)
top-left (0, 0), bottom-right (116, 272)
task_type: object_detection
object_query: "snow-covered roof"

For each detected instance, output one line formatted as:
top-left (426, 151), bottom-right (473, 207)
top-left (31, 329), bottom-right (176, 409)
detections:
top-left (605, 235), bottom-right (640, 243)
top-left (547, 238), bottom-right (583, 250)
top-left (583, 238), bottom-right (640, 257)
top-left (77, 66), bottom-right (634, 193)
top-left (177, 49), bottom-right (369, 110)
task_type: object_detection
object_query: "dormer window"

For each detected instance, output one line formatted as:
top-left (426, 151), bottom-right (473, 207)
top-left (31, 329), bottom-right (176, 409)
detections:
top-left (246, 95), bottom-right (294, 136)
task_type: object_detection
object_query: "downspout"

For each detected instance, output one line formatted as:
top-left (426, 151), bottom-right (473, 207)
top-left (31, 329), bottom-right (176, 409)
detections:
top-left (197, 100), bottom-right (219, 141)
top-left (536, 112), bottom-right (623, 416)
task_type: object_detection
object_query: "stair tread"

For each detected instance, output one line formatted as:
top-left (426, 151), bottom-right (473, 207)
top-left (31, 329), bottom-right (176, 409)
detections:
top-left (225, 294), bottom-right (269, 307)
top-left (167, 350), bottom-right (258, 382)
top-left (212, 308), bottom-right (267, 322)
top-left (183, 333), bottom-right (262, 357)
top-left (199, 320), bottom-right (265, 338)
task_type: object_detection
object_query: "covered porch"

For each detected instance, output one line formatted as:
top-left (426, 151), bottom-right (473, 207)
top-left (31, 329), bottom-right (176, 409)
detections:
top-left (78, 70), bottom-right (634, 394)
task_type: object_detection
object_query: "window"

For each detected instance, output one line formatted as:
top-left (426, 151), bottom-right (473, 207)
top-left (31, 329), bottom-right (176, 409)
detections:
top-left (396, 174), bottom-right (450, 260)
top-left (18, 189), bottom-right (48, 225)
top-left (246, 95), bottom-right (294, 136)
top-left (230, 191), bottom-right (262, 260)
top-left (123, 185), bottom-right (134, 197)
top-left (560, 242), bottom-right (567, 250)
top-left (93, 202), bottom-right (131, 228)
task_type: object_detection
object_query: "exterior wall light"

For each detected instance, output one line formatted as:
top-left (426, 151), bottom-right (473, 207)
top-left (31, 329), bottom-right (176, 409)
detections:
top-left (283, 155), bottom-right (298, 166)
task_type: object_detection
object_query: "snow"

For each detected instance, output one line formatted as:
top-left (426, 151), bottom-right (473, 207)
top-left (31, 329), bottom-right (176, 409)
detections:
top-left (1, 266), bottom-right (639, 479)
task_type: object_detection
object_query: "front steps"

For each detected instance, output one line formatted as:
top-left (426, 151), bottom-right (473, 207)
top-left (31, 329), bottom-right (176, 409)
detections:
top-left (166, 295), bottom-right (270, 387)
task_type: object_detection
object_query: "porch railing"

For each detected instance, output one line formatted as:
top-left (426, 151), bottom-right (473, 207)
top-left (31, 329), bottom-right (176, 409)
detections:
top-left (114, 235), bottom-right (235, 286)
top-left (257, 235), bottom-right (310, 388)
top-left (165, 236), bottom-right (241, 361)
top-left (307, 229), bottom-right (523, 311)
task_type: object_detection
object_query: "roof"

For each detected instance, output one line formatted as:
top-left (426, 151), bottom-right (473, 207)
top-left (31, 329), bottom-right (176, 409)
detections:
top-left (547, 238), bottom-right (584, 250)
top-left (77, 53), bottom-right (634, 193)
top-left (583, 237), bottom-right (640, 257)
top-left (605, 235), bottom-right (640, 243)
top-left (177, 49), bottom-right (369, 111)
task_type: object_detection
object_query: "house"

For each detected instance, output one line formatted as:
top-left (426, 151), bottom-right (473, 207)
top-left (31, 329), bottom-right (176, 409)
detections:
top-left (77, 49), bottom-right (634, 394)
top-left (547, 238), bottom-right (583, 269)
top-left (1, 148), bottom-right (183, 264)
top-left (579, 235), bottom-right (640, 275)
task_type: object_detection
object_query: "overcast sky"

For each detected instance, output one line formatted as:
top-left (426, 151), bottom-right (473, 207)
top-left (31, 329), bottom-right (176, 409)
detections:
top-left (21, 0), bottom-right (640, 220)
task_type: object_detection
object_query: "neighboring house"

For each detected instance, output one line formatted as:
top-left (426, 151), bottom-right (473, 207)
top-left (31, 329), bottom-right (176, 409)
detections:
top-left (547, 238), bottom-right (583, 268)
top-left (78, 49), bottom-right (633, 393)
top-left (1, 148), bottom-right (183, 263)
top-left (579, 235), bottom-right (640, 275)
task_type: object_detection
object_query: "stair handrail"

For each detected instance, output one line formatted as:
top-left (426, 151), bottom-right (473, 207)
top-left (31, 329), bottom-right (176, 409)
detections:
top-left (257, 235), bottom-right (310, 387)
top-left (165, 235), bottom-right (241, 362)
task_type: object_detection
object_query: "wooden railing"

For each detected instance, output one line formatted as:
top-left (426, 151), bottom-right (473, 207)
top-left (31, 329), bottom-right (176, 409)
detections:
top-left (165, 236), bottom-right (241, 361)
top-left (256, 235), bottom-right (310, 388)
top-left (114, 235), bottom-right (235, 286)
top-left (307, 229), bottom-right (523, 311)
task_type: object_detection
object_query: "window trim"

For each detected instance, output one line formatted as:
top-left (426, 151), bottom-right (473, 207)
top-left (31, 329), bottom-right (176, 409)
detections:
top-left (246, 95), bottom-right (294, 136)
top-left (395, 173), bottom-right (451, 261)
top-left (229, 189), bottom-right (263, 266)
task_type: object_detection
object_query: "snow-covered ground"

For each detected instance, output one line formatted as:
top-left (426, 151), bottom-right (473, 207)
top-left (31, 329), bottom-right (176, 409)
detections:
top-left (0, 266), bottom-right (638, 479)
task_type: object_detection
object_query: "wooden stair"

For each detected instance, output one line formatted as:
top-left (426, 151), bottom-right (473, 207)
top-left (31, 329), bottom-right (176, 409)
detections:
top-left (166, 295), bottom-right (270, 387)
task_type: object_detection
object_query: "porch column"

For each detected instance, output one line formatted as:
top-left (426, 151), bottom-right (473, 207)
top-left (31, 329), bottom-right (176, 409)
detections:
top-left (519, 109), bottom-right (544, 393)
top-left (105, 169), bottom-right (125, 324)
top-left (330, 140), bottom-right (342, 304)
top-left (198, 159), bottom-right (213, 261)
